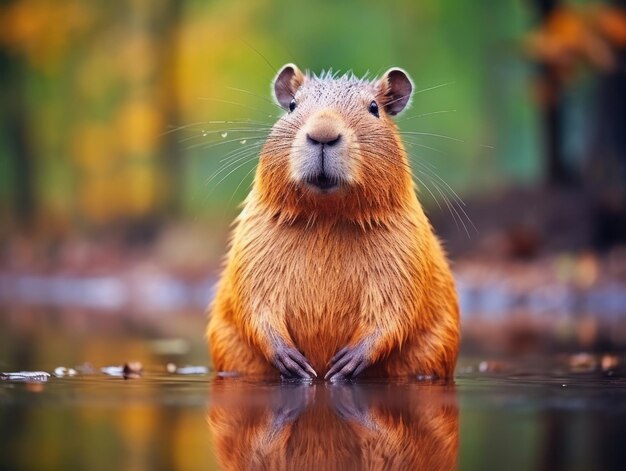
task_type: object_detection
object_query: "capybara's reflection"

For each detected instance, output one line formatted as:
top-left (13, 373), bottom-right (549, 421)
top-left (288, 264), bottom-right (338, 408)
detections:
top-left (208, 380), bottom-right (458, 470)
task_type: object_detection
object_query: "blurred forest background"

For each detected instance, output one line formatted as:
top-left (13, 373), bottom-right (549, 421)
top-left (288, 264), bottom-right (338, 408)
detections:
top-left (2, 3), bottom-right (626, 470)
top-left (1, 0), bottom-right (626, 353)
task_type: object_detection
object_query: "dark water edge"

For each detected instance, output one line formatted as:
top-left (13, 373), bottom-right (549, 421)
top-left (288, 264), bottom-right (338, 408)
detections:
top-left (2, 269), bottom-right (626, 357)
top-left (1, 361), bottom-right (626, 471)
top-left (2, 270), bottom-right (625, 321)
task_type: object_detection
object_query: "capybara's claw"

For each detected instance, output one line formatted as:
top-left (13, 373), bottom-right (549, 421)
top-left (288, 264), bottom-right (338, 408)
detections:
top-left (325, 341), bottom-right (371, 381)
top-left (273, 344), bottom-right (317, 380)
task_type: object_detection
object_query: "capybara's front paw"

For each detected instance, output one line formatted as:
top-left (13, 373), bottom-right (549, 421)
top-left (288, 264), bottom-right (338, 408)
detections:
top-left (329, 383), bottom-right (375, 429)
top-left (325, 341), bottom-right (372, 382)
top-left (270, 383), bottom-right (314, 431)
top-left (272, 343), bottom-right (317, 380)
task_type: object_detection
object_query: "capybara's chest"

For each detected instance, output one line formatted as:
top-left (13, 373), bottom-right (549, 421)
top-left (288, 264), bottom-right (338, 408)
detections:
top-left (239, 222), bottom-right (403, 369)
top-left (281, 255), bottom-right (363, 369)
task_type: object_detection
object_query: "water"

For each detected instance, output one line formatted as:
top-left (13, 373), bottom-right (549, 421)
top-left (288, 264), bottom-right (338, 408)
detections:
top-left (1, 311), bottom-right (625, 470)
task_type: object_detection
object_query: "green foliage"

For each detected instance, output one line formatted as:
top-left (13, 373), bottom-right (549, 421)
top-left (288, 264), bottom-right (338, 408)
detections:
top-left (0, 0), bottom-right (542, 227)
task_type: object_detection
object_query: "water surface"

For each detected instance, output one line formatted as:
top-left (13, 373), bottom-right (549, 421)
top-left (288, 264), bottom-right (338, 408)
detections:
top-left (1, 308), bottom-right (625, 470)
top-left (2, 359), bottom-right (625, 471)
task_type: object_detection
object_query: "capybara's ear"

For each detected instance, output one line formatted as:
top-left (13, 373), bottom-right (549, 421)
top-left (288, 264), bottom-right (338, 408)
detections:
top-left (377, 68), bottom-right (413, 116)
top-left (273, 63), bottom-right (306, 109)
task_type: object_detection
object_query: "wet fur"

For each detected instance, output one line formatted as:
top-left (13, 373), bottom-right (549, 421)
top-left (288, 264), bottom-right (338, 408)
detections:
top-left (207, 68), bottom-right (460, 379)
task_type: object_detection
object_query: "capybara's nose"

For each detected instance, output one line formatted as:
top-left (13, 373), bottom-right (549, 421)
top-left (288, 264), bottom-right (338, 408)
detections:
top-left (306, 132), bottom-right (342, 147)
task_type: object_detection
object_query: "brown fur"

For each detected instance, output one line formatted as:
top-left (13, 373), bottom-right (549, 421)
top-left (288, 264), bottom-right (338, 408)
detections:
top-left (207, 380), bottom-right (458, 470)
top-left (207, 65), bottom-right (460, 379)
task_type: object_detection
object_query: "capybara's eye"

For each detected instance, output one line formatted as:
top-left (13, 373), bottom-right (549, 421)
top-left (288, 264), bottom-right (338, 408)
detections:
top-left (369, 100), bottom-right (379, 118)
top-left (289, 98), bottom-right (297, 112)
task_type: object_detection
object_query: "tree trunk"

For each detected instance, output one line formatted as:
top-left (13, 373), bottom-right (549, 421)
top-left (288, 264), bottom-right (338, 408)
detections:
top-left (534, 0), bottom-right (569, 186)
top-left (0, 52), bottom-right (36, 229)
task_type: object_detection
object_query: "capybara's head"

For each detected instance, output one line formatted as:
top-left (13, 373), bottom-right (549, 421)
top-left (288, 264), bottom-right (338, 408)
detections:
top-left (256, 64), bottom-right (415, 225)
